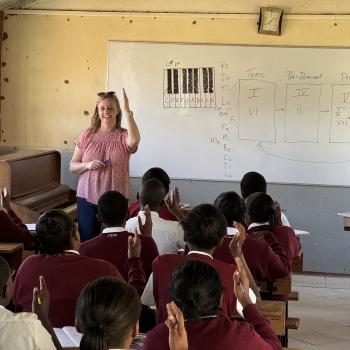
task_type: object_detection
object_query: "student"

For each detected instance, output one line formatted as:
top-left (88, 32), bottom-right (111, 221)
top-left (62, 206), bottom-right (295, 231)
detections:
top-left (13, 209), bottom-right (145, 327)
top-left (80, 190), bottom-right (158, 280)
top-left (126, 179), bottom-right (185, 255)
top-left (240, 171), bottom-right (291, 227)
top-left (0, 256), bottom-right (59, 349)
top-left (0, 188), bottom-right (34, 250)
top-left (128, 167), bottom-right (178, 221)
top-left (144, 259), bottom-right (281, 350)
top-left (245, 192), bottom-right (300, 262)
top-left (143, 203), bottom-right (259, 323)
top-left (213, 191), bottom-right (291, 282)
top-left (76, 277), bottom-right (188, 350)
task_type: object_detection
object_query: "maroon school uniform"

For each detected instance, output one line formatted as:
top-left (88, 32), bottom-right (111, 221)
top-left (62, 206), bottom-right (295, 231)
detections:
top-left (128, 201), bottom-right (178, 221)
top-left (213, 233), bottom-right (291, 283)
top-left (144, 304), bottom-right (281, 350)
top-left (152, 252), bottom-right (237, 323)
top-left (273, 225), bottom-right (301, 261)
top-left (248, 225), bottom-right (300, 261)
top-left (80, 229), bottom-right (158, 280)
top-left (13, 253), bottom-right (145, 327)
top-left (0, 210), bottom-right (33, 249)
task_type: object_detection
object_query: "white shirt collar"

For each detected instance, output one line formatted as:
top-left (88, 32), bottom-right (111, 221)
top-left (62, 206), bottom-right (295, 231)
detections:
top-left (102, 227), bottom-right (126, 234)
top-left (187, 250), bottom-right (213, 259)
top-left (63, 250), bottom-right (80, 255)
top-left (248, 222), bottom-right (269, 230)
top-left (138, 210), bottom-right (159, 218)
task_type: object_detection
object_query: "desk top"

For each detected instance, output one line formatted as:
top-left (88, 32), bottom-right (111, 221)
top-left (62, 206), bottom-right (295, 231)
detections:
top-left (338, 212), bottom-right (350, 218)
top-left (294, 229), bottom-right (310, 236)
top-left (0, 242), bottom-right (24, 253)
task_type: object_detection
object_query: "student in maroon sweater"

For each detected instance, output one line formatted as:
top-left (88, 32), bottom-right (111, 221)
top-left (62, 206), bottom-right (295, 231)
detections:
top-left (76, 277), bottom-right (188, 350)
top-left (0, 188), bottom-right (34, 250)
top-left (128, 167), bottom-right (178, 221)
top-left (240, 171), bottom-right (291, 227)
top-left (13, 209), bottom-right (145, 327)
top-left (213, 191), bottom-right (290, 282)
top-left (245, 192), bottom-right (300, 262)
top-left (144, 259), bottom-right (281, 350)
top-left (80, 190), bottom-right (158, 280)
top-left (149, 204), bottom-right (259, 323)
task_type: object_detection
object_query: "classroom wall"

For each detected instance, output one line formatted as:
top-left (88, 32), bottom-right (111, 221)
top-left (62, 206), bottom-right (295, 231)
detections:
top-left (2, 6), bottom-right (350, 273)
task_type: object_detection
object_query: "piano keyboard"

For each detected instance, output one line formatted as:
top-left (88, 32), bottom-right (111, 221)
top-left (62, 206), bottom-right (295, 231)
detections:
top-left (163, 67), bottom-right (216, 108)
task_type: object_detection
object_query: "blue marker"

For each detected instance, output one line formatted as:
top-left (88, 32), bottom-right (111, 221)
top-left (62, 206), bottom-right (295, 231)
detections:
top-left (103, 160), bottom-right (109, 166)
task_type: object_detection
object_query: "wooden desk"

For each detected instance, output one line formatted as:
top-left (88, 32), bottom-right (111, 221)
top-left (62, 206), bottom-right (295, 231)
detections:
top-left (0, 243), bottom-right (24, 271)
top-left (292, 249), bottom-right (304, 273)
top-left (337, 212), bottom-right (350, 231)
top-left (294, 229), bottom-right (310, 236)
top-left (259, 300), bottom-right (286, 336)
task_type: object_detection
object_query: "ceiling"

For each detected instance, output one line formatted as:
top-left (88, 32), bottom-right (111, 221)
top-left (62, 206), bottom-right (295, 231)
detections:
top-left (2, 0), bottom-right (350, 14)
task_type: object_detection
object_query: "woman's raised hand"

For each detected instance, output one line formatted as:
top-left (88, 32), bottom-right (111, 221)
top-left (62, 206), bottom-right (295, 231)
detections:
top-left (86, 160), bottom-right (105, 171)
top-left (123, 88), bottom-right (131, 114)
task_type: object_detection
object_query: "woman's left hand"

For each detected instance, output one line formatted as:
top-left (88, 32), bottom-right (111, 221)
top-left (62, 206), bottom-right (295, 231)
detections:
top-left (123, 88), bottom-right (130, 114)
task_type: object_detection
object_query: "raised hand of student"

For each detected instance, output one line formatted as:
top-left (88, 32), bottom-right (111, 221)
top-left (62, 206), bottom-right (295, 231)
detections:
top-left (85, 160), bottom-right (105, 171)
top-left (233, 257), bottom-right (252, 308)
top-left (0, 187), bottom-right (11, 212)
top-left (138, 204), bottom-right (152, 236)
top-left (166, 301), bottom-right (188, 350)
top-left (165, 187), bottom-right (185, 221)
top-left (32, 275), bottom-right (50, 319)
top-left (229, 221), bottom-right (246, 258)
top-left (128, 231), bottom-right (142, 258)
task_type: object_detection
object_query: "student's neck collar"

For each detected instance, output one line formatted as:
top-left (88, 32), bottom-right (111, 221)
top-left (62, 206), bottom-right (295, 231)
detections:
top-left (140, 206), bottom-right (160, 213)
top-left (63, 249), bottom-right (80, 255)
top-left (187, 245), bottom-right (214, 257)
top-left (185, 314), bottom-right (218, 322)
top-left (248, 222), bottom-right (269, 230)
top-left (102, 227), bottom-right (126, 234)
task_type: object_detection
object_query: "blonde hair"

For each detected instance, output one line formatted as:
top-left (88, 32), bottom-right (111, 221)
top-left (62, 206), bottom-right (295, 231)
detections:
top-left (90, 92), bottom-right (122, 132)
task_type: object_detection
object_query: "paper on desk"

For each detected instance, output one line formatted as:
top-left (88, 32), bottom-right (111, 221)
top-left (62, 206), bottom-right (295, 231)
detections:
top-left (227, 227), bottom-right (239, 236)
top-left (25, 223), bottom-right (36, 231)
top-left (236, 288), bottom-right (256, 318)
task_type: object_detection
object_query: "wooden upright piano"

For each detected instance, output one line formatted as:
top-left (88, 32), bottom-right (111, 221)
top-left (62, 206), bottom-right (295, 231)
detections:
top-left (0, 150), bottom-right (77, 223)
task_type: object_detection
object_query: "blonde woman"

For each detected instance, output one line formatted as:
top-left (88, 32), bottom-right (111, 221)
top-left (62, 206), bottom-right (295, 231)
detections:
top-left (70, 90), bottom-right (140, 241)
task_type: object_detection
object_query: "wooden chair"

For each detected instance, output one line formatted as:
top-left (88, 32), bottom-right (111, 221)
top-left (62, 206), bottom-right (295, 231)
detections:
top-left (0, 242), bottom-right (24, 272)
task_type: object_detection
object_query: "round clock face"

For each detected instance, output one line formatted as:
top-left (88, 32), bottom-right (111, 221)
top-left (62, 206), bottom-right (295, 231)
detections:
top-left (263, 11), bottom-right (278, 31)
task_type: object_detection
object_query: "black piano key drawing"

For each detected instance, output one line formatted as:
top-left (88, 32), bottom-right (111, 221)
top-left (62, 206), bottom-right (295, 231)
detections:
top-left (164, 67), bottom-right (216, 108)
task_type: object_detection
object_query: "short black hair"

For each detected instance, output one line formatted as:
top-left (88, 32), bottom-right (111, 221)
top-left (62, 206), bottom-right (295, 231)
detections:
top-left (36, 209), bottom-right (75, 254)
top-left (246, 192), bottom-right (276, 229)
top-left (169, 259), bottom-right (223, 320)
top-left (240, 171), bottom-right (267, 199)
top-left (142, 167), bottom-right (170, 194)
top-left (97, 191), bottom-right (128, 226)
top-left (139, 178), bottom-right (166, 211)
top-left (181, 204), bottom-right (227, 250)
top-left (214, 191), bottom-right (245, 226)
top-left (76, 277), bottom-right (141, 350)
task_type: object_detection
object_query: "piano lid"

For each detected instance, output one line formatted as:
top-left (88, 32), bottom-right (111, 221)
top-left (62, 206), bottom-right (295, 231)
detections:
top-left (0, 150), bottom-right (61, 199)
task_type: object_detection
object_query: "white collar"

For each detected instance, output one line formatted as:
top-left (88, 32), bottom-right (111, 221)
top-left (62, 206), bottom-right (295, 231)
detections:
top-left (63, 250), bottom-right (80, 255)
top-left (187, 250), bottom-right (213, 259)
top-left (248, 222), bottom-right (269, 230)
top-left (102, 227), bottom-right (126, 234)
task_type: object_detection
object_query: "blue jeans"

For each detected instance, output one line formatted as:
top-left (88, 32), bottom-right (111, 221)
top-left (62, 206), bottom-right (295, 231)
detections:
top-left (77, 197), bottom-right (101, 242)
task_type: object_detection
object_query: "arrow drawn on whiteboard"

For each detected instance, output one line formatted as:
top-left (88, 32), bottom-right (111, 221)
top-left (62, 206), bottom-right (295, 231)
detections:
top-left (256, 142), bottom-right (350, 164)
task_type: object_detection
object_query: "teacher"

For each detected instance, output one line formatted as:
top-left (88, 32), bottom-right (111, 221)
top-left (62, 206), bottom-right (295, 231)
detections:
top-left (70, 89), bottom-right (140, 241)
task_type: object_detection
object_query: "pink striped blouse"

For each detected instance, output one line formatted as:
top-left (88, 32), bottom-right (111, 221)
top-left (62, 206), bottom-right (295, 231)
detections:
top-left (75, 128), bottom-right (134, 204)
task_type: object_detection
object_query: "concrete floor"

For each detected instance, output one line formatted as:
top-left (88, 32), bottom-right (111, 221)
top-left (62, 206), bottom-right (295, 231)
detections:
top-left (289, 276), bottom-right (350, 350)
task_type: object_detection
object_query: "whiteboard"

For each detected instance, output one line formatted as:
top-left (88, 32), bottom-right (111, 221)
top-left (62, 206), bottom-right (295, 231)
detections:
top-left (108, 41), bottom-right (350, 186)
